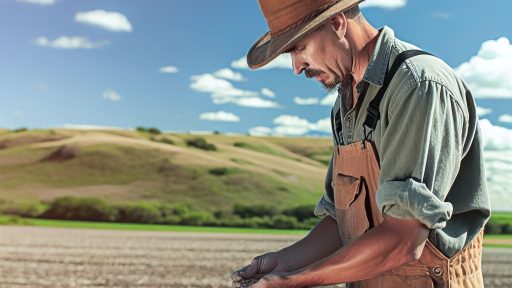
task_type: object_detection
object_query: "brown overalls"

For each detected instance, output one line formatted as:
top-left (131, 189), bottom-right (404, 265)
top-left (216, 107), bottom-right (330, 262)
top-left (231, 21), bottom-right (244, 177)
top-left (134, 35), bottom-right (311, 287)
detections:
top-left (331, 50), bottom-right (484, 288)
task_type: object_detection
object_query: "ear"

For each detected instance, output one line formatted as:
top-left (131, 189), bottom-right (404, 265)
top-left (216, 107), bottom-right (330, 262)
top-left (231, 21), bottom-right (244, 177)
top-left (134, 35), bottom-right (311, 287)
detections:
top-left (329, 12), bottom-right (347, 39)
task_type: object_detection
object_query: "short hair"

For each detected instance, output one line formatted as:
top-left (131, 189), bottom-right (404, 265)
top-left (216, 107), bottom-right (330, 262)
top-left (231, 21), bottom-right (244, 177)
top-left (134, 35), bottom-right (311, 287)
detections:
top-left (343, 5), bottom-right (365, 23)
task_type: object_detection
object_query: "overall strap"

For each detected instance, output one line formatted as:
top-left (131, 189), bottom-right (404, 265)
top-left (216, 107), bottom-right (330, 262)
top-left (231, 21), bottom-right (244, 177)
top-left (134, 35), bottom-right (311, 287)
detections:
top-left (363, 50), bottom-right (433, 132)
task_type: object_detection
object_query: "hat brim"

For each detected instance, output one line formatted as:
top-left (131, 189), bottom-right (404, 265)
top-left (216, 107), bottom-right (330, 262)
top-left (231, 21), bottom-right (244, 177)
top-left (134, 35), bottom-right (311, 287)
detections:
top-left (247, 0), bottom-right (364, 69)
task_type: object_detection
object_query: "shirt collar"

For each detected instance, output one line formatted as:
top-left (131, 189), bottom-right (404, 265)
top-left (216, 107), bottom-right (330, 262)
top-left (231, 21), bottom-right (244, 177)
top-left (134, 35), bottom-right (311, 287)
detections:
top-left (361, 26), bottom-right (395, 88)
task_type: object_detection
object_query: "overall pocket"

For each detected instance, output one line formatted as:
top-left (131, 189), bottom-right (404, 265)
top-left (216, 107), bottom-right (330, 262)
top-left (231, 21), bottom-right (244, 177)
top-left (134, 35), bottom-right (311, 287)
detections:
top-left (333, 173), bottom-right (369, 242)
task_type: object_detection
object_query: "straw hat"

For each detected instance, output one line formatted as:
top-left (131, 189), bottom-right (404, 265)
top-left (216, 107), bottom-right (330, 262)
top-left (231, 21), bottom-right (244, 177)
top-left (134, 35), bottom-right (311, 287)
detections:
top-left (247, 0), bottom-right (364, 69)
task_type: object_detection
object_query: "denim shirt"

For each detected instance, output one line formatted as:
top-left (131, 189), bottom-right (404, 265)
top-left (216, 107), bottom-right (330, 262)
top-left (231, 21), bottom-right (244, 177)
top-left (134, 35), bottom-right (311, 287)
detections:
top-left (314, 26), bottom-right (491, 258)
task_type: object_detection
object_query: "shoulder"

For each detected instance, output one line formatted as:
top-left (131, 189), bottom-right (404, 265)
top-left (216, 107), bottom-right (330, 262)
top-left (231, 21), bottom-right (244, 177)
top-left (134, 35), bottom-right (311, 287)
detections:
top-left (385, 37), bottom-right (470, 120)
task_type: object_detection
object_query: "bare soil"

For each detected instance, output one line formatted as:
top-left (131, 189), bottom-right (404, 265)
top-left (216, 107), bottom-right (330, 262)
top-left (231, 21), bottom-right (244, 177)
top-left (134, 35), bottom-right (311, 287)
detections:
top-left (0, 226), bottom-right (510, 288)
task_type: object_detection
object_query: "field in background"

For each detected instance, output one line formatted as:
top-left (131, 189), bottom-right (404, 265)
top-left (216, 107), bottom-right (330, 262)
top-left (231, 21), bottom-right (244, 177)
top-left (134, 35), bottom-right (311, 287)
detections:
top-left (0, 129), bottom-right (330, 215)
top-left (0, 226), bottom-right (510, 288)
top-left (0, 128), bottom-right (510, 234)
top-left (1, 216), bottom-right (510, 248)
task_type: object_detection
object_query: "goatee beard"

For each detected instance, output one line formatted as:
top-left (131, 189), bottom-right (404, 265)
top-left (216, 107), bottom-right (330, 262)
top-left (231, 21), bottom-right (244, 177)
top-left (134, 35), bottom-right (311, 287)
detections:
top-left (305, 68), bottom-right (341, 93)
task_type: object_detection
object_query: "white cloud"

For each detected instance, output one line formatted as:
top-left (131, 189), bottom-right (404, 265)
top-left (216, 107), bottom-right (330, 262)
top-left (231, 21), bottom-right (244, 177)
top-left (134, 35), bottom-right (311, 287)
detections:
top-left (308, 117), bottom-right (331, 133)
top-left (159, 66), bottom-right (178, 74)
top-left (190, 74), bottom-right (257, 98)
top-left (320, 90), bottom-right (338, 106)
top-left (75, 10), bottom-right (132, 32)
top-left (231, 53), bottom-right (292, 70)
top-left (482, 149), bottom-right (512, 211)
top-left (248, 115), bottom-right (331, 136)
top-left (17, 0), bottom-right (55, 5)
top-left (456, 37), bottom-right (512, 99)
top-left (476, 106), bottom-right (492, 117)
top-left (274, 125), bottom-right (310, 136)
top-left (479, 119), bottom-right (512, 150)
top-left (102, 89), bottom-right (121, 102)
top-left (261, 87), bottom-right (276, 98)
top-left (248, 126), bottom-right (274, 137)
top-left (35, 36), bottom-right (108, 49)
top-left (235, 97), bottom-right (279, 108)
top-left (274, 115), bottom-right (311, 128)
top-left (199, 111), bottom-right (240, 122)
top-left (190, 73), bottom-right (279, 108)
top-left (360, 0), bottom-right (407, 9)
top-left (213, 68), bottom-right (246, 81)
top-left (499, 114), bottom-right (512, 123)
top-left (294, 97), bottom-right (320, 105)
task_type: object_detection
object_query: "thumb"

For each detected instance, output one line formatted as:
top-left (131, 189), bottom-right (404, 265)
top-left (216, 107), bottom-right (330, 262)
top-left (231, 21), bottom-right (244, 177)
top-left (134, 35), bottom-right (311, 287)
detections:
top-left (239, 257), bottom-right (260, 278)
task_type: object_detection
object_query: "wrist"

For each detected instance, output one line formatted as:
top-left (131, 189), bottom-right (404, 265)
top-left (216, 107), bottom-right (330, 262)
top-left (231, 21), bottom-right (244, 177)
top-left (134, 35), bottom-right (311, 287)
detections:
top-left (275, 249), bottom-right (293, 272)
top-left (278, 268), bottom-right (321, 288)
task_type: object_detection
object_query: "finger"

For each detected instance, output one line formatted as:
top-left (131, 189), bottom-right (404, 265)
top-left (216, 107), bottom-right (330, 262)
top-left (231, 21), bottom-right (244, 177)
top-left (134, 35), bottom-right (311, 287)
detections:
top-left (235, 278), bottom-right (259, 288)
top-left (231, 265), bottom-right (249, 281)
top-left (240, 258), bottom-right (260, 278)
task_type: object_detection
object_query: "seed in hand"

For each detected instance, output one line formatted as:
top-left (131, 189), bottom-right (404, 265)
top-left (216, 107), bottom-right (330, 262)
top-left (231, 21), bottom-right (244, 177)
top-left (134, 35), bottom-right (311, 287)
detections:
top-left (239, 278), bottom-right (258, 288)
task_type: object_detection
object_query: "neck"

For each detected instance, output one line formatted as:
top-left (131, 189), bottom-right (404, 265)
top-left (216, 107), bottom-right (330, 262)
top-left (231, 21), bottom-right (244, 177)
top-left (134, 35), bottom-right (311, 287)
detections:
top-left (347, 21), bottom-right (379, 85)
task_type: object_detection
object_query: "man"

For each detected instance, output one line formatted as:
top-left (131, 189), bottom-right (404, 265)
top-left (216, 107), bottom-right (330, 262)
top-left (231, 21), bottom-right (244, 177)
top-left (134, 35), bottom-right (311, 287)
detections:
top-left (232, 1), bottom-right (491, 287)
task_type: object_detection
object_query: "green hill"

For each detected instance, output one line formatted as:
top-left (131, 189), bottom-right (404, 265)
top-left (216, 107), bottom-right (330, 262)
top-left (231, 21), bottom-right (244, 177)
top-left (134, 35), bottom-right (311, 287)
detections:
top-left (0, 129), bottom-right (332, 215)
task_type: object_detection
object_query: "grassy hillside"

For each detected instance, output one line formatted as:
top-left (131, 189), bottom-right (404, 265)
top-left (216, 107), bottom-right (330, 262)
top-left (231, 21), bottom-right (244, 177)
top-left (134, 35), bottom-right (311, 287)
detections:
top-left (0, 129), bottom-right (331, 215)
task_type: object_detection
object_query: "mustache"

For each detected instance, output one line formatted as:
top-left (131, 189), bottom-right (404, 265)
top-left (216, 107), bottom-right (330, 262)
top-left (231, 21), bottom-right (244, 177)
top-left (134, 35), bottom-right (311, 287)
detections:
top-left (305, 68), bottom-right (324, 78)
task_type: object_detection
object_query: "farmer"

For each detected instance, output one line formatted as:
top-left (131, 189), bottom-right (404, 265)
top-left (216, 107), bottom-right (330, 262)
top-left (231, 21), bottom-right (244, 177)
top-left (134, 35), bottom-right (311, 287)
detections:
top-left (231, 1), bottom-right (491, 287)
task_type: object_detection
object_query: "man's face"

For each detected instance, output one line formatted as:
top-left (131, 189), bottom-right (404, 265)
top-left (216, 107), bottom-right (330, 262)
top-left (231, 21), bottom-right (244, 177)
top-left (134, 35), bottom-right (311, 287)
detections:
top-left (286, 22), bottom-right (351, 92)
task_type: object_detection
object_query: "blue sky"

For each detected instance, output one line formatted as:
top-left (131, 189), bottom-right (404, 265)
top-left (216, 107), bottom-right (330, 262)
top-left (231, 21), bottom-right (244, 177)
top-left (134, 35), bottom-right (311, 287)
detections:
top-left (1, 0), bottom-right (512, 210)
top-left (1, 0), bottom-right (511, 134)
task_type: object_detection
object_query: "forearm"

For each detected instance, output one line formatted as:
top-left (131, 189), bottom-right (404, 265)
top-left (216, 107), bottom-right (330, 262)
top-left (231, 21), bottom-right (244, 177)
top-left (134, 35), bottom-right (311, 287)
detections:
top-left (277, 216), bottom-right (342, 272)
top-left (286, 217), bottom-right (429, 286)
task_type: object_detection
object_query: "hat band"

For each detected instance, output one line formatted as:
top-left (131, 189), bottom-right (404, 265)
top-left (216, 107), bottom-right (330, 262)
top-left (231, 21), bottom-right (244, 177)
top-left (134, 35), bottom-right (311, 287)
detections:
top-left (269, 3), bottom-right (335, 37)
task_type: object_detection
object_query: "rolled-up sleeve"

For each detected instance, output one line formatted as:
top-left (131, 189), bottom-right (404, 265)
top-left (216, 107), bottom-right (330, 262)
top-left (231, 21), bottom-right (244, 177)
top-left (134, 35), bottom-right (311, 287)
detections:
top-left (314, 152), bottom-right (337, 220)
top-left (376, 79), bottom-right (467, 229)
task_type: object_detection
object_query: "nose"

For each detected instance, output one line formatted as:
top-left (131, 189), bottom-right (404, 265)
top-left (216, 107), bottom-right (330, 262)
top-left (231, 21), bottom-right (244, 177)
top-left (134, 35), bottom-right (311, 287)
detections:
top-left (291, 52), bottom-right (307, 75)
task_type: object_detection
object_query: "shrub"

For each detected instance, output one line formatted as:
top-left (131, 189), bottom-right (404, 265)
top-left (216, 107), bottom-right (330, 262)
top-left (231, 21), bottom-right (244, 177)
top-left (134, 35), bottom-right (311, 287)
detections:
top-left (147, 127), bottom-right (161, 135)
top-left (13, 127), bottom-right (28, 133)
top-left (150, 137), bottom-right (175, 145)
top-left (283, 205), bottom-right (316, 222)
top-left (242, 216), bottom-right (273, 228)
top-left (160, 215), bottom-right (181, 225)
top-left (169, 203), bottom-right (191, 217)
top-left (136, 127), bottom-right (161, 135)
top-left (233, 204), bottom-right (279, 218)
top-left (159, 137), bottom-right (175, 145)
top-left (233, 142), bottom-right (247, 148)
top-left (213, 209), bottom-right (232, 219)
top-left (300, 217), bottom-right (320, 229)
top-left (116, 203), bottom-right (162, 224)
top-left (1, 202), bottom-right (48, 218)
top-left (0, 215), bottom-right (33, 225)
top-left (271, 215), bottom-right (300, 229)
top-left (180, 211), bottom-right (215, 226)
top-left (209, 167), bottom-right (229, 176)
top-left (485, 222), bottom-right (502, 234)
top-left (185, 137), bottom-right (217, 151)
top-left (501, 223), bottom-right (512, 234)
top-left (41, 196), bottom-right (117, 222)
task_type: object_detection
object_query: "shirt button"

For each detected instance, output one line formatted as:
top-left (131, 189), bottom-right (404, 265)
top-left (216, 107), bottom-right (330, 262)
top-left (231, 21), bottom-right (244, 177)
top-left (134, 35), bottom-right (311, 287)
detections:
top-left (432, 266), bottom-right (443, 277)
